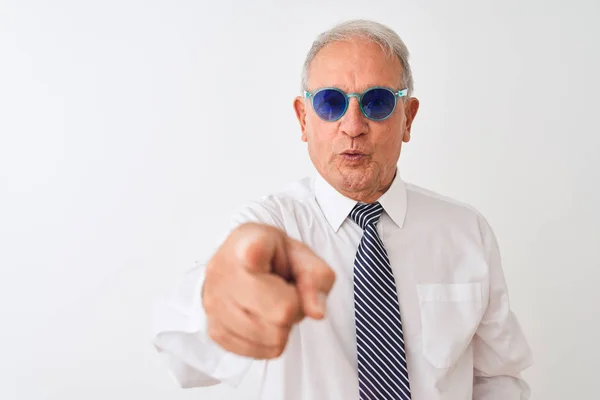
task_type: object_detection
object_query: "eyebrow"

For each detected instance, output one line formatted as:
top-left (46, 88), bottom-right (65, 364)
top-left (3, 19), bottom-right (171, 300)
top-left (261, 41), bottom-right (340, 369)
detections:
top-left (327, 83), bottom-right (401, 93)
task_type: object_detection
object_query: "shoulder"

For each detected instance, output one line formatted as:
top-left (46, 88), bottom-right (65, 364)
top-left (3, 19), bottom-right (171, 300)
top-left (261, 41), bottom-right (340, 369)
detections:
top-left (405, 182), bottom-right (480, 215)
top-left (403, 182), bottom-right (494, 238)
top-left (228, 176), bottom-right (315, 230)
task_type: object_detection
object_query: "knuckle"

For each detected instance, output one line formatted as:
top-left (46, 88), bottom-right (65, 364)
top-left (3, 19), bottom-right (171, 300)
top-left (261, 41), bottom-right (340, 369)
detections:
top-left (202, 286), bottom-right (221, 314)
top-left (325, 268), bottom-right (336, 284)
top-left (202, 294), bottom-right (215, 312)
top-left (201, 283), bottom-right (215, 310)
top-left (274, 301), bottom-right (297, 325)
top-left (272, 341), bottom-right (288, 358)
top-left (206, 321), bottom-right (226, 344)
top-left (316, 266), bottom-right (336, 288)
top-left (275, 326), bottom-right (291, 347)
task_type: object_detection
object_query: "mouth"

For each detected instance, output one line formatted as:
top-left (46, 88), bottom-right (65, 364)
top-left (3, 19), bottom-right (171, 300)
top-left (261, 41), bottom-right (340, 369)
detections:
top-left (340, 150), bottom-right (368, 163)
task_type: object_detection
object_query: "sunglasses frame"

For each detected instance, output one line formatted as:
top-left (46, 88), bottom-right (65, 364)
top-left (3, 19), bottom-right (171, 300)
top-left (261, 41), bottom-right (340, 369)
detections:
top-left (304, 86), bottom-right (408, 122)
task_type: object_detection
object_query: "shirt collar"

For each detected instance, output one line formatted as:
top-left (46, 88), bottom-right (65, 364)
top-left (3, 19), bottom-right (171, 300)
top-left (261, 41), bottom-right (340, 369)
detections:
top-left (313, 169), bottom-right (408, 232)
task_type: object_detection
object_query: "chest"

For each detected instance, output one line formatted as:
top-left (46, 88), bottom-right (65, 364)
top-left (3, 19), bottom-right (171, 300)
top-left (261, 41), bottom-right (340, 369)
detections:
top-left (287, 212), bottom-right (488, 364)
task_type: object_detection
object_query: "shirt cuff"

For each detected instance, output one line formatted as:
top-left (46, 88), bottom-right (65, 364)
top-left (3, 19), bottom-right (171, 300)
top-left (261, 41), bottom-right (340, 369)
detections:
top-left (152, 261), bottom-right (253, 388)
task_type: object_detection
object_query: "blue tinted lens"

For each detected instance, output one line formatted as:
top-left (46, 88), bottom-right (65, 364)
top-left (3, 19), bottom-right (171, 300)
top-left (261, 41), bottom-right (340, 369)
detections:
top-left (312, 89), bottom-right (347, 121)
top-left (361, 88), bottom-right (396, 120)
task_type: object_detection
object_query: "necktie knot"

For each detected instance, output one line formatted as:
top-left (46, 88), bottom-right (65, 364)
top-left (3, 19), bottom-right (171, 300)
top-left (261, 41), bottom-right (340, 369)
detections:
top-left (350, 202), bottom-right (384, 229)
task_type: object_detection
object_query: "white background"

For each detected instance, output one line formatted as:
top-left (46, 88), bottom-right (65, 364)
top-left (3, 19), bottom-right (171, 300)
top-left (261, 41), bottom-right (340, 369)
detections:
top-left (1, 0), bottom-right (599, 399)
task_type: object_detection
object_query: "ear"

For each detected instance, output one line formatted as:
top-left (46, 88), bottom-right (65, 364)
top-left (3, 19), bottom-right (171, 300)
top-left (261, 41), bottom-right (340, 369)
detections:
top-left (293, 96), bottom-right (308, 142)
top-left (402, 97), bottom-right (420, 143)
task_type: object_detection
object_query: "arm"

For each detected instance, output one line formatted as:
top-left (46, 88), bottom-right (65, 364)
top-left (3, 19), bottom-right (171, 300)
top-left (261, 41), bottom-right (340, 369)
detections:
top-left (151, 202), bottom-right (284, 388)
top-left (472, 216), bottom-right (534, 399)
top-left (152, 262), bottom-right (251, 388)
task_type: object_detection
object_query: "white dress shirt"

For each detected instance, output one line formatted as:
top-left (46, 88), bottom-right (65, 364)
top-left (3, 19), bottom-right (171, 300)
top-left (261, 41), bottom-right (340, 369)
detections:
top-left (152, 171), bottom-right (533, 399)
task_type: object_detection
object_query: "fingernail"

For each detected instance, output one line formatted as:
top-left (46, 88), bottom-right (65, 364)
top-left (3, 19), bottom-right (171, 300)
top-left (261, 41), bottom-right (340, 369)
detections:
top-left (317, 292), bottom-right (327, 315)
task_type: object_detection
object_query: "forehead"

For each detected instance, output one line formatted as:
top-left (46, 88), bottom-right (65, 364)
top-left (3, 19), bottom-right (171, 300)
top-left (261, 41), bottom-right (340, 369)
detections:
top-left (307, 39), bottom-right (404, 92)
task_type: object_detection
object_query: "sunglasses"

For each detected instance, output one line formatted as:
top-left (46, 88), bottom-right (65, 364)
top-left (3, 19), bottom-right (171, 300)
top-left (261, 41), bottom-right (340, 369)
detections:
top-left (304, 86), bottom-right (408, 122)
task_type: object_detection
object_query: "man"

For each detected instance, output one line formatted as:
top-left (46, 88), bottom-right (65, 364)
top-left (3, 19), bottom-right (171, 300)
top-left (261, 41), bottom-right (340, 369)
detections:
top-left (153, 19), bottom-right (533, 400)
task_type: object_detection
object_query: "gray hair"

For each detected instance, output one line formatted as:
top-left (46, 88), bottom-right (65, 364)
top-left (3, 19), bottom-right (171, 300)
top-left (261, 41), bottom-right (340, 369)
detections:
top-left (300, 19), bottom-right (414, 97)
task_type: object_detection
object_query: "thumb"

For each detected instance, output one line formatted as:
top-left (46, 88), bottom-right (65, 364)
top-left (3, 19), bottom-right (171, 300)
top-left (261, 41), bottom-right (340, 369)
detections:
top-left (285, 237), bottom-right (336, 319)
top-left (233, 223), bottom-right (290, 278)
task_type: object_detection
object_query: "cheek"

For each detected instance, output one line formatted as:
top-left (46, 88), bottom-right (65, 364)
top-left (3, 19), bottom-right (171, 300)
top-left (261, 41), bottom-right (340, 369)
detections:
top-left (306, 126), bottom-right (340, 167)
top-left (306, 118), bottom-right (337, 146)
top-left (372, 127), bottom-right (403, 158)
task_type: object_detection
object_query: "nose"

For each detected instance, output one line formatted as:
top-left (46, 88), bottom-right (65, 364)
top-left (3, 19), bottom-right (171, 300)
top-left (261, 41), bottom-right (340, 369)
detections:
top-left (340, 97), bottom-right (368, 138)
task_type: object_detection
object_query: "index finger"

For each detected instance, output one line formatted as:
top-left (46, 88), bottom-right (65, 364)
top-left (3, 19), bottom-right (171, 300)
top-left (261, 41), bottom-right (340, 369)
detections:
top-left (285, 237), bottom-right (336, 319)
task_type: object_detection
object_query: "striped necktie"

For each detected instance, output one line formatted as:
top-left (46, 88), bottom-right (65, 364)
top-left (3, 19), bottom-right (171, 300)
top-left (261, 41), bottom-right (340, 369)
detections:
top-left (350, 202), bottom-right (411, 400)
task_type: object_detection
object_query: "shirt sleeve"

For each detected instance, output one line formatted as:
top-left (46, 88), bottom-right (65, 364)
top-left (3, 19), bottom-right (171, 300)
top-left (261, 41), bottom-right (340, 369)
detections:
top-left (151, 200), bottom-right (285, 388)
top-left (472, 215), bottom-right (534, 399)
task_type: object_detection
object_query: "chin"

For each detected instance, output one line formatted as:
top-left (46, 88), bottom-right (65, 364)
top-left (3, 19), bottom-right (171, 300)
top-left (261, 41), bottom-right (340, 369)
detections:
top-left (336, 168), bottom-right (377, 192)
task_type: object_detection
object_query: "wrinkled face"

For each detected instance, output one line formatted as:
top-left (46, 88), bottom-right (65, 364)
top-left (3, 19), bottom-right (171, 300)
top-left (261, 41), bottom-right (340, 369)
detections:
top-left (294, 39), bottom-right (419, 202)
